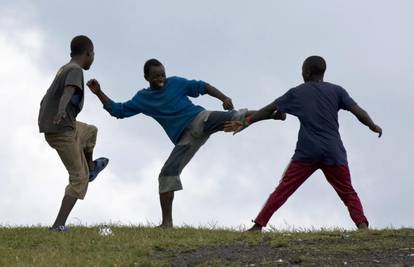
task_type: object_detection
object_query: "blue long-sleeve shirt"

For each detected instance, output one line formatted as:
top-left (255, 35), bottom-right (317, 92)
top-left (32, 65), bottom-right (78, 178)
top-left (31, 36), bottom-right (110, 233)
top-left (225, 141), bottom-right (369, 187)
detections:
top-left (104, 76), bottom-right (206, 144)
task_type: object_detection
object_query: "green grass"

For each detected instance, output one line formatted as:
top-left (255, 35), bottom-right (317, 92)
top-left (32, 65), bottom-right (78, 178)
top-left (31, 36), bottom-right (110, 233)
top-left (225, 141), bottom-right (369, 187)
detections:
top-left (1, 225), bottom-right (413, 266)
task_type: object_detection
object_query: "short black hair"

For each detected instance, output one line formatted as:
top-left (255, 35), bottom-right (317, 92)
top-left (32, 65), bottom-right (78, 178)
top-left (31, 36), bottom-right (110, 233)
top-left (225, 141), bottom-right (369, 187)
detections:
top-left (144, 58), bottom-right (163, 76)
top-left (70, 35), bottom-right (93, 57)
top-left (303, 56), bottom-right (326, 75)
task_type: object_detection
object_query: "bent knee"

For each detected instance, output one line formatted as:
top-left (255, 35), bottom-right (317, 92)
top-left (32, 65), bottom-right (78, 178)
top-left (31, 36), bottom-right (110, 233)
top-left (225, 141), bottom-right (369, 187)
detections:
top-left (89, 125), bottom-right (98, 136)
top-left (66, 177), bottom-right (89, 199)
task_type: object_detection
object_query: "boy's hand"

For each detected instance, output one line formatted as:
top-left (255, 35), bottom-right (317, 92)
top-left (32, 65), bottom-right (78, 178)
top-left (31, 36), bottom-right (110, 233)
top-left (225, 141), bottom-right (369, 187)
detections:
top-left (224, 120), bottom-right (245, 135)
top-left (369, 124), bottom-right (382, 137)
top-left (222, 97), bottom-right (234, 110)
top-left (53, 111), bottom-right (67, 125)
top-left (87, 79), bottom-right (101, 94)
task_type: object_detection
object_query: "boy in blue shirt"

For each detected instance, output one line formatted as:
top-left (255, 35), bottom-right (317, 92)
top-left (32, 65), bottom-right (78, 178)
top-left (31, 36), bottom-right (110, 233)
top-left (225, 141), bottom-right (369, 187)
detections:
top-left (87, 58), bottom-right (285, 227)
top-left (225, 56), bottom-right (382, 231)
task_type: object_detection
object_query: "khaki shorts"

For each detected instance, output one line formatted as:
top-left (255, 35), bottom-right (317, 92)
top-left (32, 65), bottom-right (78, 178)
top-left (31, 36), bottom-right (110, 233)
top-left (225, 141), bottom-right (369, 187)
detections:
top-left (45, 121), bottom-right (97, 199)
top-left (158, 109), bottom-right (246, 193)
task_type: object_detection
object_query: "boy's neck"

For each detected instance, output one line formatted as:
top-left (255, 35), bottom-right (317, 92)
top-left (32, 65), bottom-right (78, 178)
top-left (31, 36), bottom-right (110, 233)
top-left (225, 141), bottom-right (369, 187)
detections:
top-left (70, 57), bottom-right (83, 68)
top-left (306, 75), bottom-right (324, 82)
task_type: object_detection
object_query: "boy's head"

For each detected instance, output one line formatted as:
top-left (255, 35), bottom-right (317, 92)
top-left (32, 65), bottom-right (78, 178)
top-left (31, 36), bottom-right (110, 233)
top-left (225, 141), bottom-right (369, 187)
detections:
top-left (144, 58), bottom-right (166, 89)
top-left (302, 55), bottom-right (326, 82)
top-left (70, 35), bottom-right (94, 70)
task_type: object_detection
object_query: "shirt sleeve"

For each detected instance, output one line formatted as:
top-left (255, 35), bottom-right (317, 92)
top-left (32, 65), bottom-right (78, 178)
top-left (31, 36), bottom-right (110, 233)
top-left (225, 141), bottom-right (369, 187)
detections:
top-left (338, 87), bottom-right (357, 111)
top-left (103, 93), bottom-right (142, 119)
top-left (65, 68), bottom-right (84, 90)
top-left (182, 77), bottom-right (206, 97)
top-left (273, 88), bottom-right (295, 113)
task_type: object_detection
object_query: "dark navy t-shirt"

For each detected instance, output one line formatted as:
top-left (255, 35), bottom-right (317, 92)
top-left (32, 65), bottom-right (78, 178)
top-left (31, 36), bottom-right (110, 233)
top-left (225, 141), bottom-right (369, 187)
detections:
top-left (274, 81), bottom-right (357, 165)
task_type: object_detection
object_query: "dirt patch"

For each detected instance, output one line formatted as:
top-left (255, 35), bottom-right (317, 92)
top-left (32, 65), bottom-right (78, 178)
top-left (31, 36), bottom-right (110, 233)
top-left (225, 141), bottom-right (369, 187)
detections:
top-left (157, 237), bottom-right (414, 266)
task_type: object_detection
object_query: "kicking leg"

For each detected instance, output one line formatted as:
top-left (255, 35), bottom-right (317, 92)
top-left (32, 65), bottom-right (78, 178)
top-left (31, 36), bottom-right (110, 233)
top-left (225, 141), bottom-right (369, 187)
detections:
top-left (76, 121), bottom-right (98, 171)
top-left (76, 122), bottom-right (108, 181)
top-left (203, 110), bottom-right (245, 135)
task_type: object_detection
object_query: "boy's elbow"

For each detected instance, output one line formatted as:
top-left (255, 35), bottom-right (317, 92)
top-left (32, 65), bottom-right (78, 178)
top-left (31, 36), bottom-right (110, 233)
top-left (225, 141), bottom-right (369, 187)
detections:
top-left (349, 104), bottom-right (363, 117)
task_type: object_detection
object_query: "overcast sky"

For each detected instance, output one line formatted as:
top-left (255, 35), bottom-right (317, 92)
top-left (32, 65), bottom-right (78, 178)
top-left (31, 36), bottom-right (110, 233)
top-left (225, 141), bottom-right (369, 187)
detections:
top-left (1, 0), bottom-right (413, 230)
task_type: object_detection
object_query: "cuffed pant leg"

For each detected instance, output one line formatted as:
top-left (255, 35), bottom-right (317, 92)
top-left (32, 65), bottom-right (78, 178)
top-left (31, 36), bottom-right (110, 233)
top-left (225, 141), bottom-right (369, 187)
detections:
top-left (158, 137), bottom-right (208, 194)
top-left (45, 130), bottom-right (89, 200)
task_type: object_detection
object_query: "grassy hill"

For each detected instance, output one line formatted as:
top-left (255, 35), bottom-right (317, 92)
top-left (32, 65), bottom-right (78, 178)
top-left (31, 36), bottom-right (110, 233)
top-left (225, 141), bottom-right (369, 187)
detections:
top-left (1, 226), bottom-right (413, 266)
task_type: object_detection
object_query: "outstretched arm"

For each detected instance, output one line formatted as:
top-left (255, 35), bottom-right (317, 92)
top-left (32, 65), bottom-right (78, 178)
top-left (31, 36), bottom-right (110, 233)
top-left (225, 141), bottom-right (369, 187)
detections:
top-left (87, 78), bottom-right (141, 119)
top-left (87, 79), bottom-right (111, 107)
top-left (245, 102), bottom-right (284, 123)
top-left (224, 101), bottom-right (284, 134)
top-left (349, 104), bottom-right (382, 137)
top-left (205, 83), bottom-right (234, 110)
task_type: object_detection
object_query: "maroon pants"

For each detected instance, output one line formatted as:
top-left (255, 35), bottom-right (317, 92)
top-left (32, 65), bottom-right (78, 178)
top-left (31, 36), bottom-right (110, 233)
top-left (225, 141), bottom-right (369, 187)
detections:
top-left (255, 160), bottom-right (368, 227)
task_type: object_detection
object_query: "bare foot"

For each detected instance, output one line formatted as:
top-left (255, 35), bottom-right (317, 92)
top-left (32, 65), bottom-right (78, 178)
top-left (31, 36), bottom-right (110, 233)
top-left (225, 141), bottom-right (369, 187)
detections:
top-left (157, 222), bottom-right (173, 229)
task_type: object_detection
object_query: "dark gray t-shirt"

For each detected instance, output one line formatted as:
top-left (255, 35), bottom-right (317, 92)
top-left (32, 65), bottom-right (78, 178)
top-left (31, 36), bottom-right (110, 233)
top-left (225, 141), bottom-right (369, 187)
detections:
top-left (38, 62), bottom-right (84, 133)
top-left (274, 81), bottom-right (357, 165)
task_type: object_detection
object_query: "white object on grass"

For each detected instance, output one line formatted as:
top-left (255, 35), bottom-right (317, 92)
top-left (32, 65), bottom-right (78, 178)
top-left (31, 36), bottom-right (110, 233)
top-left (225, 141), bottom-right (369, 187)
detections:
top-left (98, 226), bottom-right (113, 236)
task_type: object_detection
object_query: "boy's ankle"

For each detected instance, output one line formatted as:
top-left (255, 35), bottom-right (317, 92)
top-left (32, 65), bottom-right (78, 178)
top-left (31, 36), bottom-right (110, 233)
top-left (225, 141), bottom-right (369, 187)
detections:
top-left (88, 162), bottom-right (95, 171)
top-left (157, 222), bottom-right (173, 228)
top-left (357, 222), bottom-right (368, 229)
top-left (247, 222), bottom-right (263, 232)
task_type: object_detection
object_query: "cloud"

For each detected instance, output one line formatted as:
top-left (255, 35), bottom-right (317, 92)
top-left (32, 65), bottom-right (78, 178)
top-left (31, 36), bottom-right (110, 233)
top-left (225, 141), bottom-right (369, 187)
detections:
top-left (0, 14), bottom-right (58, 225)
top-left (1, 1), bottom-right (413, 230)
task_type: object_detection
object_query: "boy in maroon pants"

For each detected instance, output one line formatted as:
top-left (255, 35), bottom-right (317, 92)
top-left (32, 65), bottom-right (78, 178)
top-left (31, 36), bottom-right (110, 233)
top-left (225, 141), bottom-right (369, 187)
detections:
top-left (225, 56), bottom-right (382, 231)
